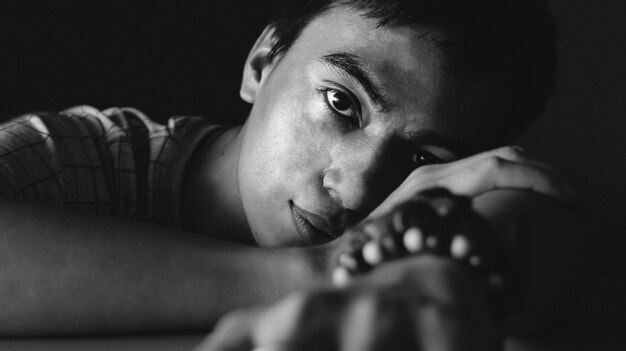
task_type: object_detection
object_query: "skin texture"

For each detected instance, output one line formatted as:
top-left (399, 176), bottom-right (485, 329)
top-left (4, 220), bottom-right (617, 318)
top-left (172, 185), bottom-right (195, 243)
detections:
top-left (0, 3), bottom-right (583, 343)
top-left (197, 190), bottom-right (589, 351)
top-left (185, 7), bottom-right (539, 247)
top-left (191, 7), bottom-right (587, 351)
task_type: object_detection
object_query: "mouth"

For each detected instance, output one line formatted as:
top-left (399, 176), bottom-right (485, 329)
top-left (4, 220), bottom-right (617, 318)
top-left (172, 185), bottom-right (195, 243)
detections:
top-left (289, 201), bottom-right (340, 245)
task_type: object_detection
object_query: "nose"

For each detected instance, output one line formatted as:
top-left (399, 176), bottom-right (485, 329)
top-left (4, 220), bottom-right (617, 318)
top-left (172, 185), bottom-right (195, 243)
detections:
top-left (323, 137), bottom-right (404, 219)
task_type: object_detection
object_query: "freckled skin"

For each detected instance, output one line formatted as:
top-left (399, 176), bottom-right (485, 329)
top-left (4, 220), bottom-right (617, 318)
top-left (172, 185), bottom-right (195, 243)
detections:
top-left (232, 8), bottom-right (511, 247)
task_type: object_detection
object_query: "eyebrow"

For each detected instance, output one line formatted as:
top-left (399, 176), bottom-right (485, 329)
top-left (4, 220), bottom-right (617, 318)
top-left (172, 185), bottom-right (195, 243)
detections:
top-left (407, 130), bottom-right (475, 159)
top-left (319, 53), bottom-right (391, 113)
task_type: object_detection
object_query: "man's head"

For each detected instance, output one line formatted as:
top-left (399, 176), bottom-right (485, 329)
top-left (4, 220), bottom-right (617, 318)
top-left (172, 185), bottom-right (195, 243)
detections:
top-left (233, 0), bottom-right (556, 246)
top-left (267, 0), bottom-right (557, 143)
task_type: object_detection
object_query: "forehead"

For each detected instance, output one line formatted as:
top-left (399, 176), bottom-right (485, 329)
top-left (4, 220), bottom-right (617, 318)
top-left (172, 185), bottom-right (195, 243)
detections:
top-left (300, 7), bottom-right (441, 107)
top-left (279, 6), bottom-right (510, 150)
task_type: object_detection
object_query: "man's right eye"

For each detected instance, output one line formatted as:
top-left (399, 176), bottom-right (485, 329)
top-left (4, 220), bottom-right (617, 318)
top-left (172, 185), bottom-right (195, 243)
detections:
top-left (319, 88), bottom-right (360, 126)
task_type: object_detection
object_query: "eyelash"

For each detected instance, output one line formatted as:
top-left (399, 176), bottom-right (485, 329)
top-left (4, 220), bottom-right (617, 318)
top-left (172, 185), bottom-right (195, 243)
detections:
top-left (411, 151), bottom-right (442, 168)
top-left (316, 87), bottom-right (361, 127)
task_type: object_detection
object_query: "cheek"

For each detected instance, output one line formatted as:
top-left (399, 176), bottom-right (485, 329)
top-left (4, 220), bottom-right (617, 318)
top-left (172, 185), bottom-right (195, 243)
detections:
top-left (239, 93), bottom-right (339, 245)
top-left (241, 93), bottom-right (329, 200)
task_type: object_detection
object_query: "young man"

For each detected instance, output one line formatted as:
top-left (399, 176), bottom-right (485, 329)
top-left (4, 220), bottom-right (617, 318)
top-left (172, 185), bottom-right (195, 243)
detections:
top-left (0, 0), bottom-right (587, 349)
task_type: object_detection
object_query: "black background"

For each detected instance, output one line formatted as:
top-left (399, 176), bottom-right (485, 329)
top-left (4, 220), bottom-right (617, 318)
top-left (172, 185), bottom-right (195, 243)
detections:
top-left (2, 1), bottom-right (276, 123)
top-left (1, 1), bottom-right (626, 346)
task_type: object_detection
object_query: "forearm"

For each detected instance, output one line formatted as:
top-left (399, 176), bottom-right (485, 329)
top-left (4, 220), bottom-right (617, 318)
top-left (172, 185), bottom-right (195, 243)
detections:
top-left (0, 198), bottom-right (324, 336)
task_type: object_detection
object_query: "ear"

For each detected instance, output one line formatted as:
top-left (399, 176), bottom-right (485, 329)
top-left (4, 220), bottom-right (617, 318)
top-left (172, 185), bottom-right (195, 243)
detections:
top-left (240, 26), bottom-right (276, 104)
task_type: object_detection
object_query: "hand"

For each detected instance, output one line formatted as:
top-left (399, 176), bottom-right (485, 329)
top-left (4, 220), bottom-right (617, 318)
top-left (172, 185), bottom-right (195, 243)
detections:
top-left (312, 146), bottom-right (574, 293)
top-left (195, 256), bottom-right (500, 351)
top-left (367, 146), bottom-right (578, 219)
top-left (332, 188), bottom-right (518, 322)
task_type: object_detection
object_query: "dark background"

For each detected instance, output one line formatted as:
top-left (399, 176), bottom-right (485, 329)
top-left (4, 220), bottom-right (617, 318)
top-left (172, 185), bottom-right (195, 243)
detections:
top-left (1, 1), bottom-right (626, 347)
top-left (1, 1), bottom-right (625, 243)
top-left (2, 0), bottom-right (276, 124)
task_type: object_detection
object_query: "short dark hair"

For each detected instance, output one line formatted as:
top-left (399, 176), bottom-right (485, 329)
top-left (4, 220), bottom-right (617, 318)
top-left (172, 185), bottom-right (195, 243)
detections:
top-left (268, 0), bottom-right (557, 145)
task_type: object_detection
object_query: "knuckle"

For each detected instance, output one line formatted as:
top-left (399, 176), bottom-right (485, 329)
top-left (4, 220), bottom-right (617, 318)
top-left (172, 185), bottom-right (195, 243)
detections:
top-left (408, 163), bottom-right (439, 181)
top-left (418, 162), bottom-right (441, 172)
top-left (497, 145), bottom-right (525, 160)
top-left (483, 155), bottom-right (507, 171)
top-left (414, 163), bottom-right (441, 178)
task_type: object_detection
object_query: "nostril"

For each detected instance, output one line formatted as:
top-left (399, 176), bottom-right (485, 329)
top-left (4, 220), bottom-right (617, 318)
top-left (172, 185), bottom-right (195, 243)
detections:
top-left (323, 167), bottom-right (340, 197)
top-left (325, 186), bottom-right (343, 207)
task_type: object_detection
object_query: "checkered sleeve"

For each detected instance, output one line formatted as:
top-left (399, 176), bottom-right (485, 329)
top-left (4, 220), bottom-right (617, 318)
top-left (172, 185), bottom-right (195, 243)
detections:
top-left (0, 105), bottom-right (221, 226)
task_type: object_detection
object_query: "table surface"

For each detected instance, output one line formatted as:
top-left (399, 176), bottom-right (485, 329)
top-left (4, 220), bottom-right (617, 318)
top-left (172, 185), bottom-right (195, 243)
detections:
top-left (0, 334), bottom-right (206, 351)
top-left (0, 323), bottom-right (621, 351)
top-left (1, 277), bottom-right (624, 351)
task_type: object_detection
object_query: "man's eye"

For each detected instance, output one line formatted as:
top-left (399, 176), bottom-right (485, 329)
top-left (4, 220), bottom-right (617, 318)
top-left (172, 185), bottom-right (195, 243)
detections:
top-left (412, 151), bottom-right (441, 167)
top-left (324, 89), bottom-right (358, 121)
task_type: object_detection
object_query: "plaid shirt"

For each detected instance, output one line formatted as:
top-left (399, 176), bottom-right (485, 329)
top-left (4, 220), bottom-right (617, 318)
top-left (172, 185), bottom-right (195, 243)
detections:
top-left (0, 105), bottom-right (221, 227)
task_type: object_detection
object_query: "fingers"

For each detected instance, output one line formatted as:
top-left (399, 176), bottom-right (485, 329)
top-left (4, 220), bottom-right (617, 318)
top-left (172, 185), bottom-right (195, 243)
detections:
top-left (202, 291), bottom-right (347, 351)
top-left (197, 295), bottom-right (306, 351)
top-left (335, 191), bottom-right (475, 285)
top-left (415, 146), bottom-right (578, 203)
top-left (414, 302), bottom-right (487, 351)
top-left (205, 259), bottom-right (499, 351)
top-left (412, 278), bottom-right (500, 351)
top-left (368, 146), bottom-right (578, 219)
top-left (341, 293), bottom-right (415, 351)
top-left (333, 217), bottom-right (405, 286)
top-left (450, 155), bottom-right (575, 201)
top-left (448, 146), bottom-right (543, 171)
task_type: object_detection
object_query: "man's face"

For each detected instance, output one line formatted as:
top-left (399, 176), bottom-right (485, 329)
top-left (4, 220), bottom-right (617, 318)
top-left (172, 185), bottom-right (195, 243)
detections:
top-left (237, 7), bottom-right (510, 247)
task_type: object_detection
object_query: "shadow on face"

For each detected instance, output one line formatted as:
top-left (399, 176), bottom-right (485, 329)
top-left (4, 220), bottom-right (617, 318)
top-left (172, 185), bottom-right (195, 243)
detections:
top-left (236, 6), bottom-right (514, 247)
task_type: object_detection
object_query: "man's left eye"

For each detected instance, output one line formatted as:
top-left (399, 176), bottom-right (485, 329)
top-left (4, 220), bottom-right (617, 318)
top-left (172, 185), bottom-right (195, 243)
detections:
top-left (325, 89), bottom-right (358, 120)
top-left (412, 151), bottom-right (441, 168)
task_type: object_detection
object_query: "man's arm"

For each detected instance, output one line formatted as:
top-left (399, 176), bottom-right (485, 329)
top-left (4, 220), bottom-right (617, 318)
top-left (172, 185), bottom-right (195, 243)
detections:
top-left (198, 189), bottom-right (592, 351)
top-left (0, 144), bottom-right (584, 337)
top-left (0, 197), bottom-right (324, 336)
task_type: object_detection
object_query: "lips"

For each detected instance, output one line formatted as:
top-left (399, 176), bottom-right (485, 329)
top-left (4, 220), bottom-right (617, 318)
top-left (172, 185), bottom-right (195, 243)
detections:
top-left (290, 202), bottom-right (340, 245)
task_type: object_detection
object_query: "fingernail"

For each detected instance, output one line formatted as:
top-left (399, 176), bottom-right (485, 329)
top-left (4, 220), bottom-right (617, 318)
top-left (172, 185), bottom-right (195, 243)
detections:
top-left (450, 234), bottom-right (471, 259)
top-left (403, 227), bottom-right (423, 253)
top-left (332, 266), bottom-right (351, 287)
top-left (363, 241), bottom-right (384, 265)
